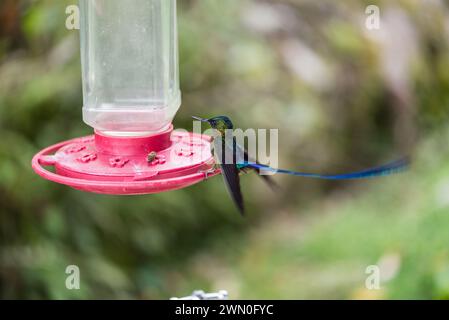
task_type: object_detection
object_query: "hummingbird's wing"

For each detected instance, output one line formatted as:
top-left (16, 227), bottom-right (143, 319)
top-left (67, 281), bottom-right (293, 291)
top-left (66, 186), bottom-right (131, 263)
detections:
top-left (244, 152), bottom-right (279, 191)
top-left (234, 143), bottom-right (280, 191)
top-left (220, 164), bottom-right (245, 215)
top-left (213, 138), bottom-right (245, 215)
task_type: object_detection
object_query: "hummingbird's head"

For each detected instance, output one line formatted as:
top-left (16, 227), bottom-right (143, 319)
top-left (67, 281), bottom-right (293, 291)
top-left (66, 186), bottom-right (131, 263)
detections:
top-left (192, 115), bottom-right (234, 132)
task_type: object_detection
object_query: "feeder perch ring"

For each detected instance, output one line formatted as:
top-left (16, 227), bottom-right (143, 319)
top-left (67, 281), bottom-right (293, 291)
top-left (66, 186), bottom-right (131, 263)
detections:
top-left (32, 126), bottom-right (221, 195)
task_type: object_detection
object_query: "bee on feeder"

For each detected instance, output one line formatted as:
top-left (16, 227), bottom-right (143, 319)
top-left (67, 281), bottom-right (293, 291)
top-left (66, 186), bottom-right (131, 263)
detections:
top-left (147, 152), bottom-right (158, 163)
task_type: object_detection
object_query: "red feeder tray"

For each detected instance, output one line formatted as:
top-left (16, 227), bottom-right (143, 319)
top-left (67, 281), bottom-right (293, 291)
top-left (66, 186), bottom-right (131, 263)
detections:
top-left (32, 125), bottom-right (220, 195)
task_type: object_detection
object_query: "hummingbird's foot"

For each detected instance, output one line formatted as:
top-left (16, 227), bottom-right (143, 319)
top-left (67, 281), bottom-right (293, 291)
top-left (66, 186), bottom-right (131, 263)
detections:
top-left (199, 165), bottom-right (219, 180)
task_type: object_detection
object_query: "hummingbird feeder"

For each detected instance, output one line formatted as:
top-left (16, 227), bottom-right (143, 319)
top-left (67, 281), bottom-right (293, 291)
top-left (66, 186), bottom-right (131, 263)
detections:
top-left (32, 0), bottom-right (219, 195)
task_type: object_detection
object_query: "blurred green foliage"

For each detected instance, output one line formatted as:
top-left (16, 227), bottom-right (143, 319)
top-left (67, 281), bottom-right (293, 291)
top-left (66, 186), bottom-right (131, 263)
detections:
top-left (1, 0), bottom-right (449, 299)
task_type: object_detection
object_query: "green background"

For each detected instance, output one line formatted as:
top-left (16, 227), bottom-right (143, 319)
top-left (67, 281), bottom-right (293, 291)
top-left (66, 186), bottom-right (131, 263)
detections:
top-left (1, 0), bottom-right (449, 299)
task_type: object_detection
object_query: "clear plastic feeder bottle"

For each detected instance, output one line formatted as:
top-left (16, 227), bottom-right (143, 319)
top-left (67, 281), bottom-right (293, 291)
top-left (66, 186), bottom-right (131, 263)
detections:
top-left (79, 0), bottom-right (181, 135)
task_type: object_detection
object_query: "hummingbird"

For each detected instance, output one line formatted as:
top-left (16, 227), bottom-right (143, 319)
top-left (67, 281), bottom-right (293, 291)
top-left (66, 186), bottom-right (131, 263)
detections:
top-left (192, 115), bottom-right (409, 215)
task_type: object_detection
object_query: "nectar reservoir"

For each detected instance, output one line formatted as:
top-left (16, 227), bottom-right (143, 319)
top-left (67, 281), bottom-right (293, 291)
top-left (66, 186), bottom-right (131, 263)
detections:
top-left (79, 0), bottom-right (181, 135)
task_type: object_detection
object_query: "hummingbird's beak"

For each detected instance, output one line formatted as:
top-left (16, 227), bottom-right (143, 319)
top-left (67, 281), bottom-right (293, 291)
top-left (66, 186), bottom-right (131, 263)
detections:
top-left (192, 116), bottom-right (209, 123)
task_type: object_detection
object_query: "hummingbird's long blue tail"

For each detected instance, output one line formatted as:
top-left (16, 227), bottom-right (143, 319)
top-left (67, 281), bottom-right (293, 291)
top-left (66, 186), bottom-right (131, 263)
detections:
top-left (240, 158), bottom-right (409, 180)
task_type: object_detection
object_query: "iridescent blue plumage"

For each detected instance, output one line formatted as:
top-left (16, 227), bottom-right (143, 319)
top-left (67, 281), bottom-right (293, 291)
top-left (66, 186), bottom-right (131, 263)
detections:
top-left (237, 158), bottom-right (409, 180)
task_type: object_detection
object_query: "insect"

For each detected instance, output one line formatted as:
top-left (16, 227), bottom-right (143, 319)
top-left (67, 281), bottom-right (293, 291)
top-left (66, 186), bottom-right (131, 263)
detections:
top-left (147, 151), bottom-right (158, 163)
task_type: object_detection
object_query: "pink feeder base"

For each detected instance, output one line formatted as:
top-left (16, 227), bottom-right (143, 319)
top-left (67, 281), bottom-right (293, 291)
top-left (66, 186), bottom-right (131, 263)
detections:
top-left (32, 125), bottom-right (220, 195)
